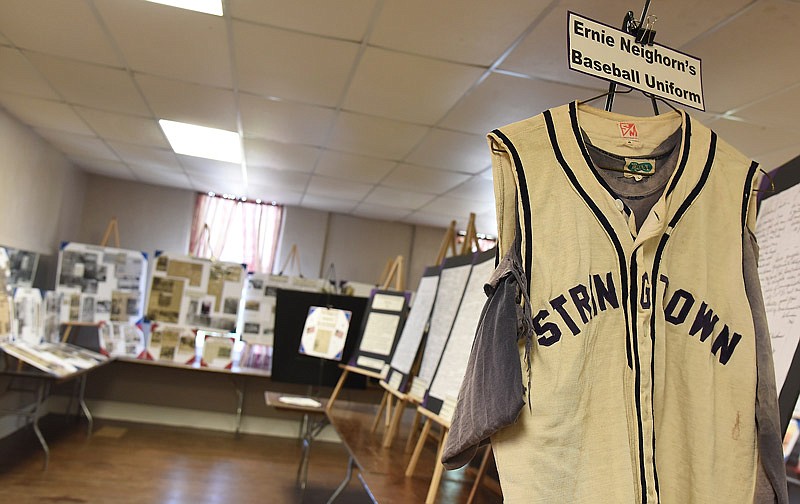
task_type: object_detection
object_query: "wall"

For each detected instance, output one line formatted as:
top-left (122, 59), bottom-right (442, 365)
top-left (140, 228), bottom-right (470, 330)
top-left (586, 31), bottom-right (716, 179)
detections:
top-left (0, 107), bottom-right (86, 254)
top-left (77, 174), bottom-right (195, 256)
top-left (274, 206), bottom-right (329, 278)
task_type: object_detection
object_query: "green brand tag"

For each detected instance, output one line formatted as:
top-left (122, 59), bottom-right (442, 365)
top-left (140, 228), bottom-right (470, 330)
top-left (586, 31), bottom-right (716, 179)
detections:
top-left (623, 158), bottom-right (656, 179)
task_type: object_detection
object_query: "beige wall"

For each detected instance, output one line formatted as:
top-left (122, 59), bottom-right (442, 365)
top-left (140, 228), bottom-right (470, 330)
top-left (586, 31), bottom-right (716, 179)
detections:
top-left (77, 174), bottom-right (195, 256)
top-left (0, 107), bottom-right (86, 254)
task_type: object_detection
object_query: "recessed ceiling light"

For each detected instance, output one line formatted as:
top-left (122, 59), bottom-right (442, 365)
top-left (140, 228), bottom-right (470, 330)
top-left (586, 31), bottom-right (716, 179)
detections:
top-left (145, 0), bottom-right (223, 16)
top-left (159, 120), bottom-right (241, 164)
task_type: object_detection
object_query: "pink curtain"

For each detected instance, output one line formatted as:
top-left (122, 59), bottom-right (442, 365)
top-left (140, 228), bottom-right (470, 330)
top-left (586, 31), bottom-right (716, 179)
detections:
top-left (189, 193), bottom-right (283, 273)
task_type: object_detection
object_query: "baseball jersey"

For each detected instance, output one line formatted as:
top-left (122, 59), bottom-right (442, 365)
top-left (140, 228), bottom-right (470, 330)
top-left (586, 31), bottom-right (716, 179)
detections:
top-left (447, 102), bottom-right (786, 503)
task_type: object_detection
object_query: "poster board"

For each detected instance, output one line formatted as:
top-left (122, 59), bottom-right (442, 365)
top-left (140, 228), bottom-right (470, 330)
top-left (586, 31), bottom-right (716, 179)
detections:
top-left (423, 249), bottom-right (496, 420)
top-left (271, 289), bottom-right (368, 388)
top-left (299, 306), bottom-right (352, 361)
top-left (407, 254), bottom-right (474, 401)
top-left (0, 249), bottom-right (11, 342)
top-left (384, 266), bottom-right (441, 394)
top-left (12, 287), bottom-right (43, 344)
top-left (56, 242), bottom-right (148, 325)
top-left (347, 289), bottom-right (410, 375)
top-left (755, 156), bottom-right (800, 435)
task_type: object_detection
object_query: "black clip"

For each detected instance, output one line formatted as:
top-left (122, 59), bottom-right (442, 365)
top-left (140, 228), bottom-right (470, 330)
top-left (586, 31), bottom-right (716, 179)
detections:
top-left (634, 15), bottom-right (657, 45)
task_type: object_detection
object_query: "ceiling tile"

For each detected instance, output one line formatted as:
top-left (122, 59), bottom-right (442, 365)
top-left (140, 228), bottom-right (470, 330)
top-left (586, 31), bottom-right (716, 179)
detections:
top-left (0, 93), bottom-right (94, 135)
top-left (239, 94), bottom-right (336, 146)
top-left (710, 118), bottom-right (800, 159)
top-left (300, 194), bottom-right (359, 214)
top-left (229, 0), bottom-right (376, 41)
top-left (94, 0), bottom-right (231, 88)
top-left (342, 47), bottom-right (484, 124)
top-left (362, 186), bottom-right (435, 209)
top-left (326, 112), bottom-right (429, 160)
top-left (246, 185), bottom-right (304, 206)
top-left (446, 176), bottom-right (496, 203)
top-left (234, 21), bottom-right (359, 106)
top-left (441, 72), bottom-right (593, 135)
top-left (179, 155), bottom-right (244, 182)
top-left (27, 52), bottom-right (150, 116)
top-left (314, 150), bottom-right (396, 184)
top-left (734, 84), bottom-right (800, 132)
top-left (129, 165), bottom-right (192, 189)
top-left (75, 107), bottom-right (167, 148)
top-left (352, 203), bottom-right (411, 221)
top-left (682, 0), bottom-right (800, 113)
top-left (403, 211), bottom-right (462, 229)
top-left (136, 74), bottom-right (237, 131)
top-left (370, 0), bottom-right (551, 66)
top-left (246, 166), bottom-right (310, 192)
top-left (305, 175), bottom-right (374, 200)
top-left (0, 47), bottom-right (59, 99)
top-left (107, 142), bottom-right (182, 171)
top-left (69, 156), bottom-right (135, 180)
top-left (243, 138), bottom-right (320, 173)
top-left (34, 128), bottom-right (117, 160)
top-left (381, 164), bottom-right (469, 194)
top-left (419, 195), bottom-right (495, 216)
top-left (189, 174), bottom-right (247, 197)
top-left (0, 0), bottom-right (121, 66)
top-left (406, 128), bottom-right (489, 174)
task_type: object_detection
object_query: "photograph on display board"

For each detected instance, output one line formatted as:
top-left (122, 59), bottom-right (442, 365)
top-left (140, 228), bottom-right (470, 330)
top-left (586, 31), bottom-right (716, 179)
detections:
top-left (12, 287), bottom-right (44, 345)
top-left (55, 242), bottom-right (147, 325)
top-left (199, 331), bottom-right (236, 369)
top-left (299, 306), bottom-right (351, 361)
top-left (1, 246), bottom-right (39, 288)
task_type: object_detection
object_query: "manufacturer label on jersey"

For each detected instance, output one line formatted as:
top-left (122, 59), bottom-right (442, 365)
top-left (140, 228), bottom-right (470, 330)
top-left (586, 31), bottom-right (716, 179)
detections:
top-left (619, 122), bottom-right (638, 138)
top-left (623, 158), bottom-right (656, 179)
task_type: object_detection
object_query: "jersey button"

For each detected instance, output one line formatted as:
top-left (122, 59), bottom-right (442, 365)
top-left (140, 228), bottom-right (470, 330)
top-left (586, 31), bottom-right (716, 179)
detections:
top-left (615, 199), bottom-right (625, 212)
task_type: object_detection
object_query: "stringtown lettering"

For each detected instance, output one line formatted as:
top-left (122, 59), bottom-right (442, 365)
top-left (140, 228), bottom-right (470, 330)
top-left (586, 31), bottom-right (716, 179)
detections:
top-left (532, 272), bottom-right (742, 365)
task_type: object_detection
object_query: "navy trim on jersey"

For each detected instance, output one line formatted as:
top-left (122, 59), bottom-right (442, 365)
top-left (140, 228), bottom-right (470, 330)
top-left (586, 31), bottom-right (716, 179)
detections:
top-left (629, 258), bottom-right (647, 502)
top-left (544, 109), bottom-right (644, 502)
top-left (742, 161), bottom-right (759, 232)
top-left (666, 115), bottom-right (692, 197)
top-left (647, 131), bottom-right (717, 502)
top-left (492, 130), bottom-right (533, 290)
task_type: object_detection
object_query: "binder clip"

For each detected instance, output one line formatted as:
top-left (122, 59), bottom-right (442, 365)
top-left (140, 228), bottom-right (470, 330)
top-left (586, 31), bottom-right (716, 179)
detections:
top-left (635, 15), bottom-right (657, 45)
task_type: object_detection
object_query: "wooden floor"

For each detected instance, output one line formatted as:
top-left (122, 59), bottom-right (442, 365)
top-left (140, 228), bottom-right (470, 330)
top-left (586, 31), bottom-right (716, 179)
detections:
top-left (0, 416), bottom-right (502, 503)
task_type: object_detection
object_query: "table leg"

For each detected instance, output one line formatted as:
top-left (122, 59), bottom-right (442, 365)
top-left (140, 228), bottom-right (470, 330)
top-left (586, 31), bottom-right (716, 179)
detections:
top-left (356, 473), bottom-right (378, 504)
top-left (405, 418), bottom-right (431, 476)
top-left (326, 455), bottom-right (355, 504)
top-left (425, 429), bottom-right (449, 504)
top-left (32, 380), bottom-right (50, 470)
top-left (296, 413), bottom-right (311, 489)
top-left (230, 377), bottom-right (246, 436)
top-left (78, 374), bottom-right (93, 436)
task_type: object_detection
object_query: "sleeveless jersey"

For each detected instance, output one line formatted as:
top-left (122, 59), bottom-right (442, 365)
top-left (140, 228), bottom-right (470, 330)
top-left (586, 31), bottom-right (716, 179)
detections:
top-left (485, 102), bottom-right (777, 503)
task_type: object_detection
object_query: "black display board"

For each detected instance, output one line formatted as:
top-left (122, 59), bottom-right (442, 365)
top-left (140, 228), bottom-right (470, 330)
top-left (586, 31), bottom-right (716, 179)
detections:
top-left (271, 289), bottom-right (369, 388)
top-left (760, 154), bottom-right (800, 435)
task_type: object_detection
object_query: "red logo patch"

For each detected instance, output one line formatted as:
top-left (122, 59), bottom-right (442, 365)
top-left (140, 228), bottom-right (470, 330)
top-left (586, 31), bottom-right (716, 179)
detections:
top-left (619, 122), bottom-right (638, 138)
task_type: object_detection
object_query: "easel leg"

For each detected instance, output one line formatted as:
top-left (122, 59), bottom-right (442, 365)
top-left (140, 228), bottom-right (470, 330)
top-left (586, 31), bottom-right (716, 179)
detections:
top-left (326, 369), bottom-right (349, 413)
top-left (405, 418), bottom-right (431, 477)
top-left (326, 455), bottom-right (355, 504)
top-left (425, 429), bottom-right (449, 504)
top-left (382, 397), bottom-right (405, 448)
top-left (384, 394), bottom-right (393, 428)
top-left (370, 391), bottom-right (388, 433)
top-left (466, 445), bottom-right (493, 504)
top-left (405, 409), bottom-right (421, 453)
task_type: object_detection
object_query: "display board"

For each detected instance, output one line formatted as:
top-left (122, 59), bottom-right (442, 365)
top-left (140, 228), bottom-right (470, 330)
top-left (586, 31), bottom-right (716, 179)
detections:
top-left (1, 246), bottom-right (39, 288)
top-left (0, 249), bottom-right (12, 342)
top-left (56, 242), bottom-right (148, 325)
top-left (271, 289), bottom-right (368, 388)
top-left (299, 306), bottom-right (352, 361)
top-left (384, 266), bottom-right (441, 394)
top-left (424, 248), bottom-right (496, 420)
top-left (408, 254), bottom-right (474, 401)
top-left (144, 253), bottom-right (246, 364)
top-left (241, 273), bottom-right (325, 345)
top-left (12, 287), bottom-right (43, 344)
top-left (347, 289), bottom-right (410, 374)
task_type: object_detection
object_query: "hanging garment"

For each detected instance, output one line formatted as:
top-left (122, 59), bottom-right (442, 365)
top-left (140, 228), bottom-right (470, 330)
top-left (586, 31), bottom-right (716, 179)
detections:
top-left (443, 101), bottom-right (787, 504)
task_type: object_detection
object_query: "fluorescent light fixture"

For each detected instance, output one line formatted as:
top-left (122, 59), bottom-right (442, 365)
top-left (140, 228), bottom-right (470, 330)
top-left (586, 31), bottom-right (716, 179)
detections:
top-left (145, 0), bottom-right (223, 16)
top-left (159, 120), bottom-right (241, 164)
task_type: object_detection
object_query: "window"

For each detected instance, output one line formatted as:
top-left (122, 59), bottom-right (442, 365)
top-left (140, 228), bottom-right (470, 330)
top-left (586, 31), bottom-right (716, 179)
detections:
top-left (189, 193), bottom-right (283, 273)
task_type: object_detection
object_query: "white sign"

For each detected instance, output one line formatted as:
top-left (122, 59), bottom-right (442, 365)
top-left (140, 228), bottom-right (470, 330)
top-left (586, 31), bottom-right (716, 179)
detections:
top-left (567, 11), bottom-right (704, 110)
top-left (299, 306), bottom-right (351, 361)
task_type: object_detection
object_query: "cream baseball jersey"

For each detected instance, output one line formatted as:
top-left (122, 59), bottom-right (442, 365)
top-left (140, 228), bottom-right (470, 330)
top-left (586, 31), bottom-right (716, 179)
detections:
top-left (465, 102), bottom-right (785, 503)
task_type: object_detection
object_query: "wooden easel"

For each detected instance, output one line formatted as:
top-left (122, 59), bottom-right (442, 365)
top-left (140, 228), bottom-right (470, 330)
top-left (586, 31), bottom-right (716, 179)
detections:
top-left (100, 217), bottom-right (121, 248)
top-left (379, 255), bottom-right (405, 292)
top-left (459, 212), bottom-right (480, 255)
top-left (279, 243), bottom-right (302, 276)
top-left (436, 220), bottom-right (458, 264)
top-left (326, 363), bottom-right (383, 413)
